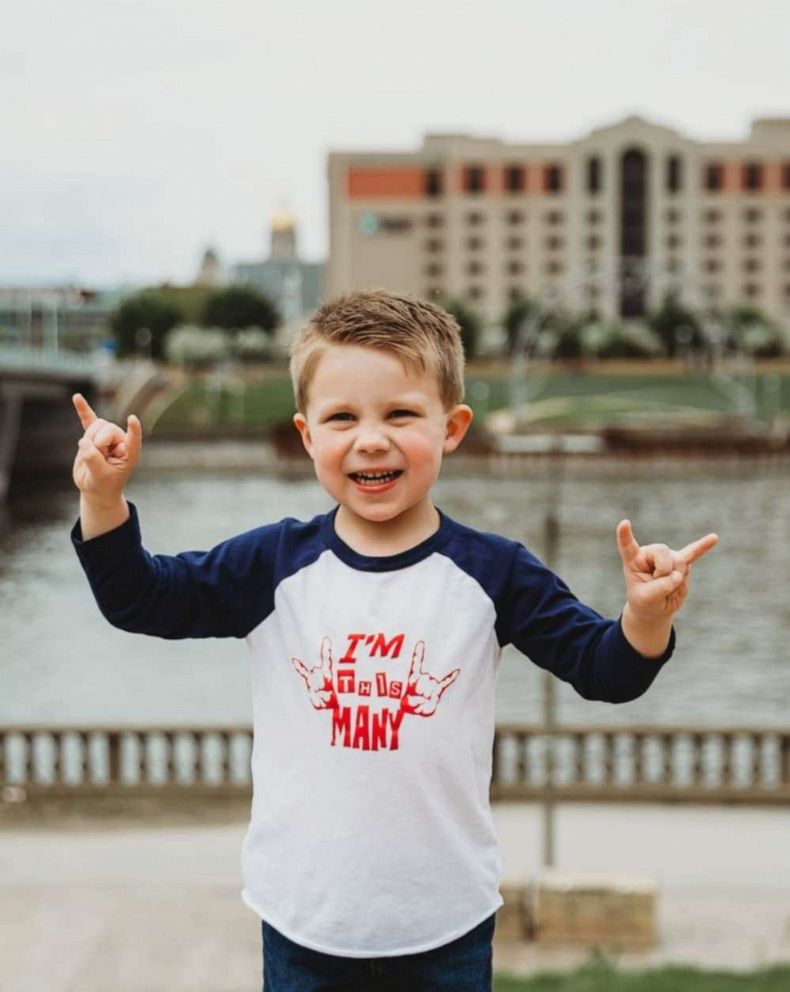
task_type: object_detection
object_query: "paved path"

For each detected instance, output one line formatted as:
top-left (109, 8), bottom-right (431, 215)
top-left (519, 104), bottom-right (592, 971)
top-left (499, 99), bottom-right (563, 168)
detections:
top-left (2, 804), bottom-right (790, 991)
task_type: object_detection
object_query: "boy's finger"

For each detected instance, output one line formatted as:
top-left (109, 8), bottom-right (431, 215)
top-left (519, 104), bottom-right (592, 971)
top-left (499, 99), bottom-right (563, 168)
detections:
top-left (72, 393), bottom-right (98, 429)
top-left (640, 570), bottom-right (685, 602)
top-left (678, 533), bottom-right (719, 564)
top-left (125, 415), bottom-right (143, 461)
top-left (93, 423), bottom-right (125, 450)
top-left (77, 435), bottom-right (106, 468)
top-left (615, 520), bottom-right (640, 563)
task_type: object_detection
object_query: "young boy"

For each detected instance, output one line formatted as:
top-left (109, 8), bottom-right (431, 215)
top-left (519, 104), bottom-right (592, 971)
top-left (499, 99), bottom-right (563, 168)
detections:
top-left (71, 290), bottom-right (718, 992)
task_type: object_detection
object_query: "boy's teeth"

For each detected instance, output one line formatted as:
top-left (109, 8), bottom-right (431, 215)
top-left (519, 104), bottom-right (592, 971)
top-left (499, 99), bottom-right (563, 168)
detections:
top-left (352, 471), bottom-right (400, 483)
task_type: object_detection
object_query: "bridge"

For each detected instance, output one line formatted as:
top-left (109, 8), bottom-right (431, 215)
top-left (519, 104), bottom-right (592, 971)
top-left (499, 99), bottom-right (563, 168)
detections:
top-left (0, 346), bottom-right (167, 502)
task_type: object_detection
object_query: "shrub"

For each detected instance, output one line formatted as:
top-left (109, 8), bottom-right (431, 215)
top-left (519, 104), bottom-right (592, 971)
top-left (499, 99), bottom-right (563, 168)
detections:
top-left (165, 325), bottom-right (230, 369)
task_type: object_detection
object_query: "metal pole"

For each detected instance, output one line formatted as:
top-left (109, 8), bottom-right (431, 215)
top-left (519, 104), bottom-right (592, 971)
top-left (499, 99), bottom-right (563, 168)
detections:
top-left (541, 466), bottom-right (562, 869)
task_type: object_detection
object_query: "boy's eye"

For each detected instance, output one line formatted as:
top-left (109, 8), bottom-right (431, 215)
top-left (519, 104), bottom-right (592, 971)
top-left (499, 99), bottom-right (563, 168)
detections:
top-left (389, 409), bottom-right (417, 419)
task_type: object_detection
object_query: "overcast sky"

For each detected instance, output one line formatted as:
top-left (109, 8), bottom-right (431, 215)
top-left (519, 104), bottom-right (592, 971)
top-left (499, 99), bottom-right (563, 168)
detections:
top-left (3, 0), bottom-right (789, 287)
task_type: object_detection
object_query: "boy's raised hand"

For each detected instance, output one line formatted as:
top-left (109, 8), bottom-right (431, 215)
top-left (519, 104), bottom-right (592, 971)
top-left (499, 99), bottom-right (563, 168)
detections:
top-left (616, 519), bottom-right (718, 623)
top-left (72, 393), bottom-right (142, 503)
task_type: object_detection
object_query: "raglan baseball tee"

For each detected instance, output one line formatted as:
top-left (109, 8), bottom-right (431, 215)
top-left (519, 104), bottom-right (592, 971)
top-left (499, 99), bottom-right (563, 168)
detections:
top-left (72, 503), bottom-right (674, 957)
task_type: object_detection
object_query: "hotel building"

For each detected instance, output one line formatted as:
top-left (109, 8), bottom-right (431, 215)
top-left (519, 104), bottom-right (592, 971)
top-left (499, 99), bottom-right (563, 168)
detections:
top-left (326, 116), bottom-right (790, 335)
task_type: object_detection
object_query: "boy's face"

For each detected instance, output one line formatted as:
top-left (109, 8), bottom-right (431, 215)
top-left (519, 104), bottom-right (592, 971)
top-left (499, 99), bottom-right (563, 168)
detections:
top-left (293, 344), bottom-right (473, 532)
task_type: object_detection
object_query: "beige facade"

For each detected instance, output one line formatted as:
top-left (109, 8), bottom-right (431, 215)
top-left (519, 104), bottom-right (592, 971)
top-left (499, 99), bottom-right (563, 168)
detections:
top-left (327, 116), bottom-right (790, 333)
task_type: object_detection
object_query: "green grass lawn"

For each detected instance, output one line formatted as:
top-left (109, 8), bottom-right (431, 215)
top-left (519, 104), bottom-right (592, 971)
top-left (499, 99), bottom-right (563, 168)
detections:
top-left (151, 367), bottom-right (790, 434)
top-left (493, 961), bottom-right (790, 991)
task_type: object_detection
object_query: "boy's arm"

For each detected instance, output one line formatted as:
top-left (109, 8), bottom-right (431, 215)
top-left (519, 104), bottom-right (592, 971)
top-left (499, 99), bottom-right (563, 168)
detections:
top-left (72, 501), bottom-right (281, 640)
top-left (501, 521), bottom-right (717, 703)
top-left (70, 393), bottom-right (278, 639)
top-left (501, 542), bottom-right (675, 704)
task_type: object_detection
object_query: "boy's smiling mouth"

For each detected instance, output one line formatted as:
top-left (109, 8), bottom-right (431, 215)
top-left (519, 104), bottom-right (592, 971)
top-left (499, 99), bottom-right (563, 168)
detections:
top-left (347, 469), bottom-right (404, 487)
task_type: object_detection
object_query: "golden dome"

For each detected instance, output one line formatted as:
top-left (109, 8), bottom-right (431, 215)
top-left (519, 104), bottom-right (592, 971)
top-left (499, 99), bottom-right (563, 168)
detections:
top-left (271, 209), bottom-right (296, 233)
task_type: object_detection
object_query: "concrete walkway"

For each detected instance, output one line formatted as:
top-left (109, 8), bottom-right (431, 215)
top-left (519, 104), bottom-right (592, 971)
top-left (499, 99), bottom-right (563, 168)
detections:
top-left (2, 803), bottom-right (790, 991)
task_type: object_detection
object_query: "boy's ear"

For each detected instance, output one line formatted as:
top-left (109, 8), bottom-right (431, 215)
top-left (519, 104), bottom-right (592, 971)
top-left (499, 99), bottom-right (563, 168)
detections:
top-left (292, 412), bottom-right (314, 459)
top-left (443, 404), bottom-right (474, 455)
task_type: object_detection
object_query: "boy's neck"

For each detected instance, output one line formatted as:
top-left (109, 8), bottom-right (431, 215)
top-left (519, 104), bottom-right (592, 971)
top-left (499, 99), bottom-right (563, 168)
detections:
top-left (334, 499), bottom-right (440, 557)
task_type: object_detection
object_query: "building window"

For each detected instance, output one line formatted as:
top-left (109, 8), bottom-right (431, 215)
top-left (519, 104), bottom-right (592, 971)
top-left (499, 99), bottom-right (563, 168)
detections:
top-left (743, 207), bottom-right (763, 224)
top-left (465, 211), bottom-right (484, 225)
top-left (504, 165), bottom-right (525, 193)
top-left (705, 163), bottom-right (724, 191)
top-left (506, 209), bottom-right (524, 225)
top-left (586, 156), bottom-right (602, 194)
top-left (784, 258), bottom-right (790, 271)
top-left (587, 209), bottom-right (601, 225)
top-left (424, 263), bottom-right (443, 278)
top-left (425, 238), bottom-right (443, 253)
top-left (704, 234), bottom-right (722, 249)
top-left (545, 235), bottom-right (563, 251)
top-left (666, 208), bottom-right (681, 224)
top-left (463, 166), bottom-right (485, 195)
top-left (466, 236), bottom-right (483, 251)
top-left (545, 260), bottom-right (564, 275)
top-left (544, 163), bottom-right (564, 193)
top-left (586, 235), bottom-right (600, 251)
top-left (784, 233), bottom-right (790, 248)
top-left (544, 210), bottom-right (564, 225)
top-left (508, 286), bottom-right (524, 302)
top-left (507, 260), bottom-right (523, 275)
top-left (424, 168), bottom-right (443, 198)
top-left (743, 258), bottom-right (761, 273)
top-left (742, 162), bottom-right (763, 192)
top-left (666, 257), bottom-right (681, 273)
top-left (506, 236), bottom-right (524, 251)
top-left (743, 233), bottom-right (761, 249)
top-left (704, 208), bottom-right (721, 224)
top-left (466, 261), bottom-right (484, 276)
top-left (742, 283), bottom-right (760, 299)
top-left (704, 259), bottom-right (721, 273)
top-left (666, 155), bottom-right (683, 194)
top-left (467, 286), bottom-right (483, 300)
top-left (425, 213), bottom-right (444, 228)
top-left (666, 234), bottom-right (681, 249)
top-left (425, 286), bottom-right (444, 301)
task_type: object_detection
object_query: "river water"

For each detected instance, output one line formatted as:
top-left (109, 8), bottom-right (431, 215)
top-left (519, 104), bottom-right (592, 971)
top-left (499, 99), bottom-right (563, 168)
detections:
top-left (1, 451), bottom-right (787, 730)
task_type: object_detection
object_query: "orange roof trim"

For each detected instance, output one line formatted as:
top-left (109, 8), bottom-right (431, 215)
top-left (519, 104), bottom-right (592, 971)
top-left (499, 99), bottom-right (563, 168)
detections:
top-left (348, 167), bottom-right (426, 199)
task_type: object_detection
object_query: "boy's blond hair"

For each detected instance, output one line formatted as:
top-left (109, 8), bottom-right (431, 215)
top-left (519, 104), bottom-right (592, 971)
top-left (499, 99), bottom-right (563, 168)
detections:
top-left (289, 290), bottom-right (465, 413)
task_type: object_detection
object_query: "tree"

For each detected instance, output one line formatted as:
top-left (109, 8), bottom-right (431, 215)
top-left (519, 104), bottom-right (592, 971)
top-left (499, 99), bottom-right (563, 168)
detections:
top-left (444, 298), bottom-right (481, 360)
top-left (725, 306), bottom-right (786, 358)
top-left (110, 292), bottom-right (183, 359)
top-left (502, 296), bottom-right (538, 357)
top-left (202, 285), bottom-right (279, 332)
top-left (647, 295), bottom-right (705, 358)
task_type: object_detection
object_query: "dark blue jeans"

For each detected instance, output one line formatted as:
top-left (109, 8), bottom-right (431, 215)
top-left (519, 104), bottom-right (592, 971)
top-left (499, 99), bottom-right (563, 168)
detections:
top-left (261, 913), bottom-right (496, 992)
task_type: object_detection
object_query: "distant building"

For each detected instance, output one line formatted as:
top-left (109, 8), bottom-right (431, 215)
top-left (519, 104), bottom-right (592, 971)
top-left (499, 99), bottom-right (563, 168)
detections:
top-left (0, 285), bottom-right (122, 352)
top-left (231, 212), bottom-right (324, 329)
top-left (194, 246), bottom-right (224, 288)
top-left (327, 116), bottom-right (790, 335)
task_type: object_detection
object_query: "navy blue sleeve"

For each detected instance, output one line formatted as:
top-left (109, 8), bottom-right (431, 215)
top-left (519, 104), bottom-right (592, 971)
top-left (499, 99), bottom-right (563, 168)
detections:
top-left (499, 542), bottom-right (674, 703)
top-left (71, 502), bottom-right (282, 639)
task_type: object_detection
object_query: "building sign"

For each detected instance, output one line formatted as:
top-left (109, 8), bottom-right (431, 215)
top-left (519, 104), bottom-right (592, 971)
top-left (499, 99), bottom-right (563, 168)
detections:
top-left (358, 212), bottom-right (413, 236)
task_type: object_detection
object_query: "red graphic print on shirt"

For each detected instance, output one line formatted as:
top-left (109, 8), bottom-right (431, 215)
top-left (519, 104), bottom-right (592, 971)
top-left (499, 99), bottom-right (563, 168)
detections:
top-left (291, 634), bottom-right (460, 751)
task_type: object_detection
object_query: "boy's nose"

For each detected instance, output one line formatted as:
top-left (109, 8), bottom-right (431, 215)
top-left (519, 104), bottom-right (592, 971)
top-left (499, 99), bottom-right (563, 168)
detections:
top-left (354, 424), bottom-right (391, 452)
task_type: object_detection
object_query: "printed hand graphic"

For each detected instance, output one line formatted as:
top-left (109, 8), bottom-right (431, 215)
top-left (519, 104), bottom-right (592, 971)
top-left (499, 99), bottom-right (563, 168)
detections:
top-left (292, 636), bottom-right (338, 710)
top-left (400, 640), bottom-right (460, 717)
